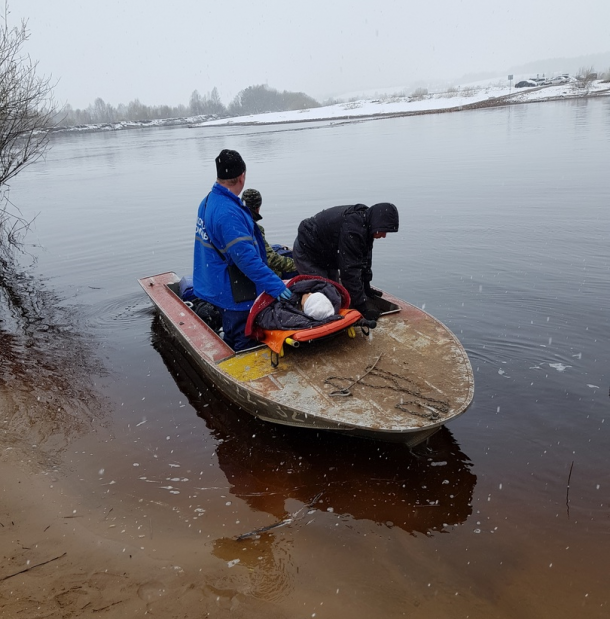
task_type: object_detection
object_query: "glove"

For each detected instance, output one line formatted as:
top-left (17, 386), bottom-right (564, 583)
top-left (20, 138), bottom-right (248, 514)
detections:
top-left (355, 303), bottom-right (381, 321)
top-left (364, 306), bottom-right (381, 321)
top-left (364, 281), bottom-right (383, 298)
top-left (277, 287), bottom-right (293, 301)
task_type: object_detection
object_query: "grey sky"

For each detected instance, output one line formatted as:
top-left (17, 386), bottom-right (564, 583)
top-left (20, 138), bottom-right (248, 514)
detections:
top-left (10, 0), bottom-right (610, 109)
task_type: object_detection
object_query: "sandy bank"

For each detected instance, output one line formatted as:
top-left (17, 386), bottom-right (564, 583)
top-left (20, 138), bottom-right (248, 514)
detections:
top-left (0, 279), bottom-right (288, 618)
top-left (0, 427), bottom-right (289, 618)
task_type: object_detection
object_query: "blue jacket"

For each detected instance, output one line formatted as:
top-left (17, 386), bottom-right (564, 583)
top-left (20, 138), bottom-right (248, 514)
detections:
top-left (193, 183), bottom-right (285, 311)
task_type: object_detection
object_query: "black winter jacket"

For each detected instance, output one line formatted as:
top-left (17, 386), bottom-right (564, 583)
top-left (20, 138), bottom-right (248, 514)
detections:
top-left (295, 203), bottom-right (399, 310)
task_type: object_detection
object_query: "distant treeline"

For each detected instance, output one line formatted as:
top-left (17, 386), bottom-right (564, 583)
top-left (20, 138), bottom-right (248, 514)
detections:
top-left (56, 84), bottom-right (320, 126)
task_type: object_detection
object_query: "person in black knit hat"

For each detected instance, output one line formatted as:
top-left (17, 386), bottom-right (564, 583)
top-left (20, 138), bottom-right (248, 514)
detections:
top-left (215, 149), bottom-right (246, 179)
top-left (192, 150), bottom-right (292, 350)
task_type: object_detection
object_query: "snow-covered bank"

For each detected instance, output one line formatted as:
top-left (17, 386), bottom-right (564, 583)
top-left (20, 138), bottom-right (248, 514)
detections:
top-left (49, 114), bottom-right (217, 133)
top-left (191, 80), bottom-right (610, 128)
top-left (51, 80), bottom-right (610, 134)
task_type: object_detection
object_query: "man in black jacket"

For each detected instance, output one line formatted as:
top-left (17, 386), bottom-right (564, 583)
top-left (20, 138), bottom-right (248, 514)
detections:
top-left (292, 203), bottom-right (399, 320)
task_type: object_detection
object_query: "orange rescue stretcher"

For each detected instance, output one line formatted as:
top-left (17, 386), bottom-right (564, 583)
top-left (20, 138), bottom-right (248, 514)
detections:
top-left (245, 275), bottom-right (372, 366)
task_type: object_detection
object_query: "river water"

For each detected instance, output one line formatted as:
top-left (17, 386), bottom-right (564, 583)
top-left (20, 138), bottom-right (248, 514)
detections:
top-left (6, 98), bottom-right (610, 617)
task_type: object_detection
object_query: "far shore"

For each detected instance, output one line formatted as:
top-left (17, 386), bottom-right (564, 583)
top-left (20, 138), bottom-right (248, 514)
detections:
top-left (195, 88), bottom-right (610, 129)
top-left (53, 81), bottom-right (610, 135)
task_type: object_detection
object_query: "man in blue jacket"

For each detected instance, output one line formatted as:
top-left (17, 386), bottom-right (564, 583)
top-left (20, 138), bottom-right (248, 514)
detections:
top-left (193, 149), bottom-right (291, 351)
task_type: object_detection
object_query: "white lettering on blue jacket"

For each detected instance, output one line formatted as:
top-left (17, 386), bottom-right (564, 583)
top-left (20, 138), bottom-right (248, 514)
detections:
top-left (193, 182), bottom-right (285, 310)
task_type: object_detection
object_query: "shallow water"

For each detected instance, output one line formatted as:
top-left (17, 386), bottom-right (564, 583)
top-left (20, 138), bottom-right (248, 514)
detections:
top-left (7, 98), bottom-right (610, 616)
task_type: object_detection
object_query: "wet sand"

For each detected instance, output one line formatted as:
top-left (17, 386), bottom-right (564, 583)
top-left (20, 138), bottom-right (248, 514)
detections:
top-left (0, 309), bottom-right (287, 618)
top-left (0, 440), bottom-right (297, 618)
top-left (0, 277), bottom-right (229, 618)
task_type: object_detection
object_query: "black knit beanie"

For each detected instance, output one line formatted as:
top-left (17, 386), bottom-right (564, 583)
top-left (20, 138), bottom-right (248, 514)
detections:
top-left (215, 149), bottom-right (246, 179)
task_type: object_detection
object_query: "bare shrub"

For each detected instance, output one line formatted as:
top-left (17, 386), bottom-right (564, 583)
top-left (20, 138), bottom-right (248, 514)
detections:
top-left (1, 5), bottom-right (55, 256)
top-left (411, 87), bottom-right (429, 101)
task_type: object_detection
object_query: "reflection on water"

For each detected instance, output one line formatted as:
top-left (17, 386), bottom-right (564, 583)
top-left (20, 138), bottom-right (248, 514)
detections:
top-left (151, 315), bottom-right (477, 603)
top-left (151, 316), bottom-right (476, 537)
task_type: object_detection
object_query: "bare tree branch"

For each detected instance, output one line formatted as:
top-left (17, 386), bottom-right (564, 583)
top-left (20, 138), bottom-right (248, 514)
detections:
top-left (1, 2), bottom-right (55, 256)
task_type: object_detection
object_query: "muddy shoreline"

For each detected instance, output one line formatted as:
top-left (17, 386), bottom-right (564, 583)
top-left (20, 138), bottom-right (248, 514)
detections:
top-left (0, 276), bottom-right (287, 617)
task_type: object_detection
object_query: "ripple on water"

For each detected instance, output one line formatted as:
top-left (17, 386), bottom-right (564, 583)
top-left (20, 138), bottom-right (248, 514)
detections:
top-left (79, 291), bottom-right (156, 333)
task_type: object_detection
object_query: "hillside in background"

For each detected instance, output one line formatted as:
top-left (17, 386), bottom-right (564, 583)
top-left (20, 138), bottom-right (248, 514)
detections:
top-left (506, 51), bottom-right (610, 78)
top-left (327, 51), bottom-right (610, 103)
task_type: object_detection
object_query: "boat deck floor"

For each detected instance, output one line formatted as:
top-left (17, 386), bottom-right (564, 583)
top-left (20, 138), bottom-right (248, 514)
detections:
top-left (217, 297), bottom-right (473, 432)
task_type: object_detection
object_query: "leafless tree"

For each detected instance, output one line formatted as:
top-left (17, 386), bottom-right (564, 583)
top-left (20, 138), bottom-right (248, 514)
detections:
top-left (1, 4), bottom-right (55, 257)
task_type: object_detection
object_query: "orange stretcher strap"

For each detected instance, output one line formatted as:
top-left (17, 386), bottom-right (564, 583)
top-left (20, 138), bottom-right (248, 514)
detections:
top-left (260, 309), bottom-right (363, 354)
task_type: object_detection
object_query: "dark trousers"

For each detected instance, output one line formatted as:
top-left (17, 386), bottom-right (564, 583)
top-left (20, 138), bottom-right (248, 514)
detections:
top-left (221, 309), bottom-right (257, 352)
top-left (292, 238), bottom-right (339, 282)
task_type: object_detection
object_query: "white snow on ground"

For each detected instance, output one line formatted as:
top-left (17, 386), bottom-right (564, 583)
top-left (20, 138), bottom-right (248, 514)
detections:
top-left (56, 79), bottom-right (610, 133)
top-left (192, 80), bottom-right (610, 128)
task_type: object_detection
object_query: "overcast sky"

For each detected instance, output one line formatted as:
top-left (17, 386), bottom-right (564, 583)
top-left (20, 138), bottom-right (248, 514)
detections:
top-left (10, 0), bottom-right (610, 109)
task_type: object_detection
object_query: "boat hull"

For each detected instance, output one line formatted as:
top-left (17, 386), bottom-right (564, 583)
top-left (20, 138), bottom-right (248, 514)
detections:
top-left (139, 272), bottom-right (474, 447)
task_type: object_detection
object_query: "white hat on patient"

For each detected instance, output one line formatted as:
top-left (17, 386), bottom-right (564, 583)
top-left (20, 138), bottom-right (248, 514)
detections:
top-left (303, 292), bottom-right (335, 320)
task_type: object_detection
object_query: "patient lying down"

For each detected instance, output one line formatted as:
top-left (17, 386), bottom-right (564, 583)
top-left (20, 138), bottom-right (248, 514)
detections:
top-left (301, 292), bottom-right (335, 320)
top-left (254, 278), bottom-right (344, 332)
